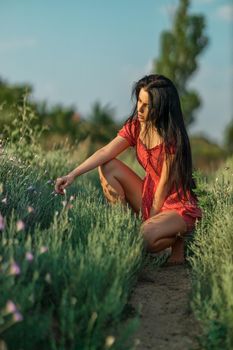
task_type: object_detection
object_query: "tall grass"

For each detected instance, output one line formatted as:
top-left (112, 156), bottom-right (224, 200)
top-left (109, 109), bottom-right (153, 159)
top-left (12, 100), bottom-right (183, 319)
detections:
top-left (0, 98), bottom-right (147, 350)
top-left (187, 157), bottom-right (233, 349)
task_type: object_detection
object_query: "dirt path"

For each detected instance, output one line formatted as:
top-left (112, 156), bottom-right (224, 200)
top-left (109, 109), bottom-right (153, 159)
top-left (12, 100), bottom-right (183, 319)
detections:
top-left (127, 263), bottom-right (203, 350)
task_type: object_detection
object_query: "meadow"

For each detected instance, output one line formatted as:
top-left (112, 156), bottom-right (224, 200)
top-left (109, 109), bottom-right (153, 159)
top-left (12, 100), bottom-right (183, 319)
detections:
top-left (0, 102), bottom-right (232, 349)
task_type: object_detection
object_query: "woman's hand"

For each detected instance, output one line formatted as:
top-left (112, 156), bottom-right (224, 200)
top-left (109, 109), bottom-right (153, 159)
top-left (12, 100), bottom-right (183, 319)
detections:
top-left (55, 174), bottom-right (75, 195)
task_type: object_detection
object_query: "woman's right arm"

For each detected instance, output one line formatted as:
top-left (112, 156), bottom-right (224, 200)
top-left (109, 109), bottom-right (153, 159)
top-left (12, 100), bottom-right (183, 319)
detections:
top-left (55, 136), bottom-right (130, 194)
top-left (69, 136), bottom-right (130, 178)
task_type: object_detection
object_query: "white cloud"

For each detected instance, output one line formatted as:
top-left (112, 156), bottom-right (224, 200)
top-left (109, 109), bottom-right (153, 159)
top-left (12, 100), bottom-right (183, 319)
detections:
top-left (216, 4), bottom-right (233, 22)
top-left (0, 38), bottom-right (37, 52)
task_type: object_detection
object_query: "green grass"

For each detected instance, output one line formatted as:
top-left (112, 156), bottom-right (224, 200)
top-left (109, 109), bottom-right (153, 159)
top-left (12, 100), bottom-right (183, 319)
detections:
top-left (187, 157), bottom-right (233, 350)
top-left (0, 143), bottom-right (148, 350)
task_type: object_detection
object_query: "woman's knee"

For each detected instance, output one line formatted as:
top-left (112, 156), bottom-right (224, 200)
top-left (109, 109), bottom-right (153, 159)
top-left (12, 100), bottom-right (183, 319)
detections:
top-left (98, 160), bottom-right (127, 204)
top-left (140, 220), bottom-right (160, 248)
top-left (98, 159), bottom-right (117, 187)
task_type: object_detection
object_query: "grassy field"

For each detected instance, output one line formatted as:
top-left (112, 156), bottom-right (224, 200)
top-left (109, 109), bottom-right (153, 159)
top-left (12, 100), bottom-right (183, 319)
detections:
top-left (0, 104), bottom-right (232, 349)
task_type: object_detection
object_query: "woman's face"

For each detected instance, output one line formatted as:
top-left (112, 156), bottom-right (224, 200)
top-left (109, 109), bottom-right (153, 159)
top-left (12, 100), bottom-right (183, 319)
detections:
top-left (137, 88), bottom-right (149, 123)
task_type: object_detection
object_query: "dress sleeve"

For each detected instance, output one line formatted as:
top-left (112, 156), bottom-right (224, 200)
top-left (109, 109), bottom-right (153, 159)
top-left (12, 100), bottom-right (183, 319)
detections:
top-left (117, 119), bottom-right (137, 147)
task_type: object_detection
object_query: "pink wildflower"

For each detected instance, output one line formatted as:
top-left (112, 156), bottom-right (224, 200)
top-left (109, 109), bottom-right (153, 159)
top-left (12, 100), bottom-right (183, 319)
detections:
top-left (25, 252), bottom-right (34, 261)
top-left (27, 206), bottom-right (34, 213)
top-left (16, 220), bottom-right (25, 232)
top-left (13, 311), bottom-right (23, 322)
top-left (9, 261), bottom-right (21, 275)
top-left (5, 300), bottom-right (17, 313)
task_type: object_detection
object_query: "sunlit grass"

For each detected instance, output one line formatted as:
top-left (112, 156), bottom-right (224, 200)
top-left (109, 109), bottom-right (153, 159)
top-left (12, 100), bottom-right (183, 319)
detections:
top-left (187, 158), bottom-right (233, 350)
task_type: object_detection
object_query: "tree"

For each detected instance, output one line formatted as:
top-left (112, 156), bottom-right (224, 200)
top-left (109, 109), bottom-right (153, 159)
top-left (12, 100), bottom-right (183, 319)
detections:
top-left (0, 77), bottom-right (33, 106)
top-left (86, 101), bottom-right (118, 144)
top-left (153, 0), bottom-right (209, 127)
top-left (0, 78), bottom-right (33, 130)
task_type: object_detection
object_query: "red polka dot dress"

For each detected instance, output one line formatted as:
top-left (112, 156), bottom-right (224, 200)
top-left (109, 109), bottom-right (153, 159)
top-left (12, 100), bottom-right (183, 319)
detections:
top-left (117, 115), bottom-right (203, 232)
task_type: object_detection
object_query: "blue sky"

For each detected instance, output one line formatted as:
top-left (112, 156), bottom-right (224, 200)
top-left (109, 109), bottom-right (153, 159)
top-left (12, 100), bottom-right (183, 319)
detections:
top-left (0, 0), bottom-right (232, 146)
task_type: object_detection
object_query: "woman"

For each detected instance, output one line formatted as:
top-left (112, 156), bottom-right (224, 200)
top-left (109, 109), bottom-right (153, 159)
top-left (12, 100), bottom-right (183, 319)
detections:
top-left (55, 74), bottom-right (203, 265)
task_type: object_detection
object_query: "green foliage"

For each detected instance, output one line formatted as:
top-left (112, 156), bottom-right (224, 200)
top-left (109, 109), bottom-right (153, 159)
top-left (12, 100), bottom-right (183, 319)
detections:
top-left (2, 92), bottom-right (49, 166)
top-left (86, 101), bottom-right (119, 145)
top-left (0, 106), bottom-right (145, 349)
top-left (190, 134), bottom-right (228, 173)
top-left (187, 156), bottom-right (233, 350)
top-left (153, 0), bottom-right (209, 126)
top-left (0, 78), bottom-right (33, 131)
top-left (0, 77), bottom-right (120, 149)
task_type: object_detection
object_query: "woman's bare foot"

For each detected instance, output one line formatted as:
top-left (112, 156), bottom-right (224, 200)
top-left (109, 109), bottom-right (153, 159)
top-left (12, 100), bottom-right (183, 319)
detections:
top-left (166, 237), bottom-right (185, 264)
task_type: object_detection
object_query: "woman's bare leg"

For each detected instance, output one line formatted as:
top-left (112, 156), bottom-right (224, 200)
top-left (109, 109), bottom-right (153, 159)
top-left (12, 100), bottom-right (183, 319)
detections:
top-left (98, 158), bottom-right (143, 215)
top-left (98, 160), bottom-right (186, 262)
top-left (140, 210), bottom-right (188, 263)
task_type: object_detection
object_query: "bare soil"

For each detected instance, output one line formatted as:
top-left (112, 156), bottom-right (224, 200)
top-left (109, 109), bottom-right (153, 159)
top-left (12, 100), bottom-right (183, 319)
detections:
top-left (127, 263), bottom-right (203, 350)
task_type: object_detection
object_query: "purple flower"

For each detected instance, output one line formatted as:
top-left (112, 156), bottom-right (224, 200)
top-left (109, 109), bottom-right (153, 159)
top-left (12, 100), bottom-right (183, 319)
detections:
top-left (5, 300), bottom-right (17, 313)
top-left (9, 261), bottom-right (21, 275)
top-left (13, 311), bottom-right (23, 322)
top-left (25, 252), bottom-right (34, 261)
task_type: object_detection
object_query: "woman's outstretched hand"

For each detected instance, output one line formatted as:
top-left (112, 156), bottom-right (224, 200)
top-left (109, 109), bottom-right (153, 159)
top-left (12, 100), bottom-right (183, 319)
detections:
top-left (55, 174), bottom-right (75, 195)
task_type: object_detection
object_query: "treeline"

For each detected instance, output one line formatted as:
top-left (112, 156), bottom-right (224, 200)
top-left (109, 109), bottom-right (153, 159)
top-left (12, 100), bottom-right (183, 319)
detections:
top-left (0, 76), bottom-right (232, 174)
top-left (0, 77), bottom-right (121, 151)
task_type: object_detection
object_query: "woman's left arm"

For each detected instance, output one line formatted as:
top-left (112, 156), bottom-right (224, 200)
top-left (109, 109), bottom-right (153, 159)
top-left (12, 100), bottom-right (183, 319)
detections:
top-left (149, 154), bottom-right (175, 217)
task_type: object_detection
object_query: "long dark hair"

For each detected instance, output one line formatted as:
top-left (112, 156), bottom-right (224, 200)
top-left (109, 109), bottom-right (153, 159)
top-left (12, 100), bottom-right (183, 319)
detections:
top-left (124, 74), bottom-right (198, 203)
